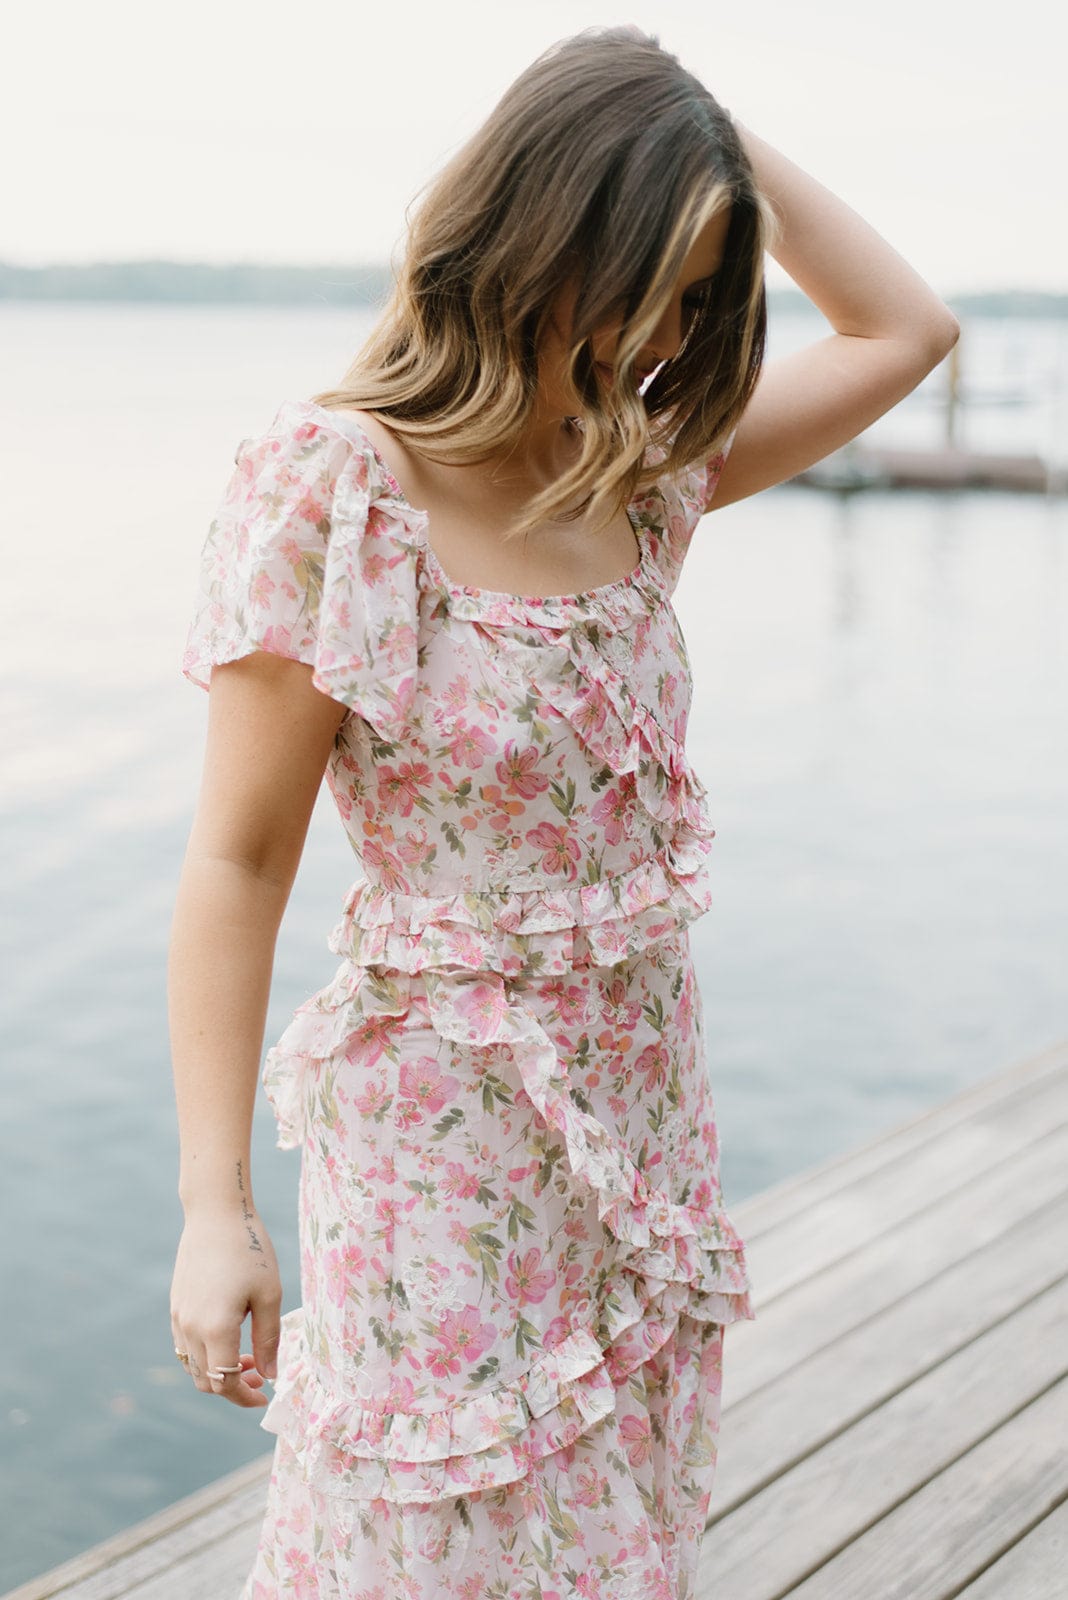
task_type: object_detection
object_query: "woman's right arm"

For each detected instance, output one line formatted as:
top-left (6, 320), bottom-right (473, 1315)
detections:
top-left (168, 650), bottom-right (349, 1407)
top-left (709, 122), bottom-right (960, 509)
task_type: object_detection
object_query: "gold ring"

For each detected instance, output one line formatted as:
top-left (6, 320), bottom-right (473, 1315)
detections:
top-left (175, 1348), bottom-right (190, 1363)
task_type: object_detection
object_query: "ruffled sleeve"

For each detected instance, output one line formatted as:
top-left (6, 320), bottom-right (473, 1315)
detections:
top-left (181, 406), bottom-right (421, 741)
top-left (646, 426), bottom-right (737, 598)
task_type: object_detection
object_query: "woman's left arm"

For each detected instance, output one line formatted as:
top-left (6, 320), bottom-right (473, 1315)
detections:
top-left (711, 122), bottom-right (961, 509)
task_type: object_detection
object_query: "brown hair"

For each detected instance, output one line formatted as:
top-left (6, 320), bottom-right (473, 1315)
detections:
top-left (312, 25), bottom-right (773, 540)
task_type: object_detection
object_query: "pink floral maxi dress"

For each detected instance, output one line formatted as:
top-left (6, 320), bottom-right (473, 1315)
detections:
top-left (182, 398), bottom-right (755, 1600)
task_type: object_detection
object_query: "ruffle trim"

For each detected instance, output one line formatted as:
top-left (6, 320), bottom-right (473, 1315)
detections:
top-left (454, 611), bottom-right (712, 834)
top-left (318, 400), bottom-right (675, 631)
top-left (181, 407), bottom-right (425, 744)
top-left (261, 1218), bottom-right (749, 1505)
top-left (258, 959), bottom-right (754, 1503)
top-left (557, 627), bottom-right (712, 831)
top-left (327, 828), bottom-right (716, 979)
top-left (183, 399), bottom-right (731, 748)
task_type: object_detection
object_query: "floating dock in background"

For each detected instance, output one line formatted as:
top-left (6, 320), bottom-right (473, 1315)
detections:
top-left (4, 1039), bottom-right (1067, 1599)
top-left (796, 443), bottom-right (1067, 494)
top-left (797, 338), bottom-right (1068, 494)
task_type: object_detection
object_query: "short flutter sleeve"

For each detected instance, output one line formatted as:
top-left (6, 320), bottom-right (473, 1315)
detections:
top-left (647, 427), bottom-right (737, 598)
top-left (181, 408), bottom-right (421, 741)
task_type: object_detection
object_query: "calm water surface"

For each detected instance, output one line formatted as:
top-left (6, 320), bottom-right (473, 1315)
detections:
top-left (0, 303), bottom-right (1065, 1587)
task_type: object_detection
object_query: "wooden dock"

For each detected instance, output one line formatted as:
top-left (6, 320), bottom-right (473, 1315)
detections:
top-left (6, 1039), bottom-right (1066, 1599)
top-left (700, 1037), bottom-right (1068, 1600)
top-left (794, 340), bottom-right (1068, 494)
top-left (795, 443), bottom-right (1068, 494)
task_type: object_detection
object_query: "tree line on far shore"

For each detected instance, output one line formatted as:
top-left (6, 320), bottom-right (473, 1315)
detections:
top-left (0, 259), bottom-right (1064, 319)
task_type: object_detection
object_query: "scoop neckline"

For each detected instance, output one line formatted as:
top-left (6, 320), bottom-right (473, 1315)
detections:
top-left (295, 398), bottom-right (651, 610)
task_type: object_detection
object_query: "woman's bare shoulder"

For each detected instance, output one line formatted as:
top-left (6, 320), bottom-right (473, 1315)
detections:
top-left (326, 406), bottom-right (399, 454)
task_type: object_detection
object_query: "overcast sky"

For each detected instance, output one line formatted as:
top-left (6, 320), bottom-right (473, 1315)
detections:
top-left (5, 0), bottom-right (1065, 295)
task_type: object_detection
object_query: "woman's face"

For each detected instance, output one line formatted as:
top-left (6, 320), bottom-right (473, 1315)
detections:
top-left (539, 204), bottom-right (733, 416)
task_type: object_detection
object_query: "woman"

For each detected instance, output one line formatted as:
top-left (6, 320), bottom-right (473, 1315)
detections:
top-left (170, 25), bottom-right (958, 1598)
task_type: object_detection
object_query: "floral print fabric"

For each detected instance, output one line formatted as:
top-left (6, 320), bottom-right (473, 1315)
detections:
top-left (182, 398), bottom-right (754, 1598)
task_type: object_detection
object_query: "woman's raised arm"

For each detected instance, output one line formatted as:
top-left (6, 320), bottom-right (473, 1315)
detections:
top-left (711, 122), bottom-right (961, 508)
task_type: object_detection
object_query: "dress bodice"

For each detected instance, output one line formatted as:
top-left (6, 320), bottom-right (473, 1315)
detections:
top-left (183, 398), bottom-right (731, 981)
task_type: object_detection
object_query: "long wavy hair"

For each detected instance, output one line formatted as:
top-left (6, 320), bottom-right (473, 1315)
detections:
top-left (311, 26), bottom-right (774, 541)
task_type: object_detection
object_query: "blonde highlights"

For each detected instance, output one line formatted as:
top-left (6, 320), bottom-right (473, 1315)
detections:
top-left (311, 26), bottom-right (772, 541)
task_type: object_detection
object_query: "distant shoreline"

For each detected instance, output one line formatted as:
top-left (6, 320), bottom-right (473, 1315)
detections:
top-left (0, 260), bottom-right (1065, 318)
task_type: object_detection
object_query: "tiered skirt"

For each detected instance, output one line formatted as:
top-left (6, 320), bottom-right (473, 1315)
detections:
top-left (239, 874), bottom-right (753, 1597)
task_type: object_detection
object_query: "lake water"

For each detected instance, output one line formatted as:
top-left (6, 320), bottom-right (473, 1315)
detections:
top-left (1, 302), bottom-right (1065, 1588)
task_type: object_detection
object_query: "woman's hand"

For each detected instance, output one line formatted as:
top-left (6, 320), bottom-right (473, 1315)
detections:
top-left (170, 1204), bottom-right (283, 1409)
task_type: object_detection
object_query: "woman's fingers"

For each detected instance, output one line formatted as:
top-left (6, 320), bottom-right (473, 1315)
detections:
top-left (205, 1345), bottom-right (270, 1408)
top-left (171, 1316), bottom-right (209, 1391)
top-left (205, 1340), bottom-right (242, 1389)
top-left (251, 1306), bottom-right (281, 1383)
top-left (186, 1342), bottom-right (214, 1393)
top-left (240, 1351), bottom-right (266, 1389)
top-left (173, 1318), bottom-right (270, 1407)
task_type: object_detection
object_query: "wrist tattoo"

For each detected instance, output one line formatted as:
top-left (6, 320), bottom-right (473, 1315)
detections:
top-left (236, 1158), bottom-right (268, 1265)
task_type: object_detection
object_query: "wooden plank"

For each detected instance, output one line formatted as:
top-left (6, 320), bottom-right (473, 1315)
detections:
top-left (775, 1376), bottom-right (1068, 1600)
top-left (732, 1062), bottom-right (1068, 1301)
top-left (722, 1120), bottom-right (1068, 1404)
top-left (0, 1459), bottom-right (269, 1600)
top-left (698, 1282), bottom-right (1068, 1600)
top-left (100, 1528), bottom-right (260, 1600)
top-left (953, 1498), bottom-right (1068, 1599)
top-left (732, 1040), bottom-right (1067, 1238)
top-left (712, 1186), bottom-right (1068, 1518)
